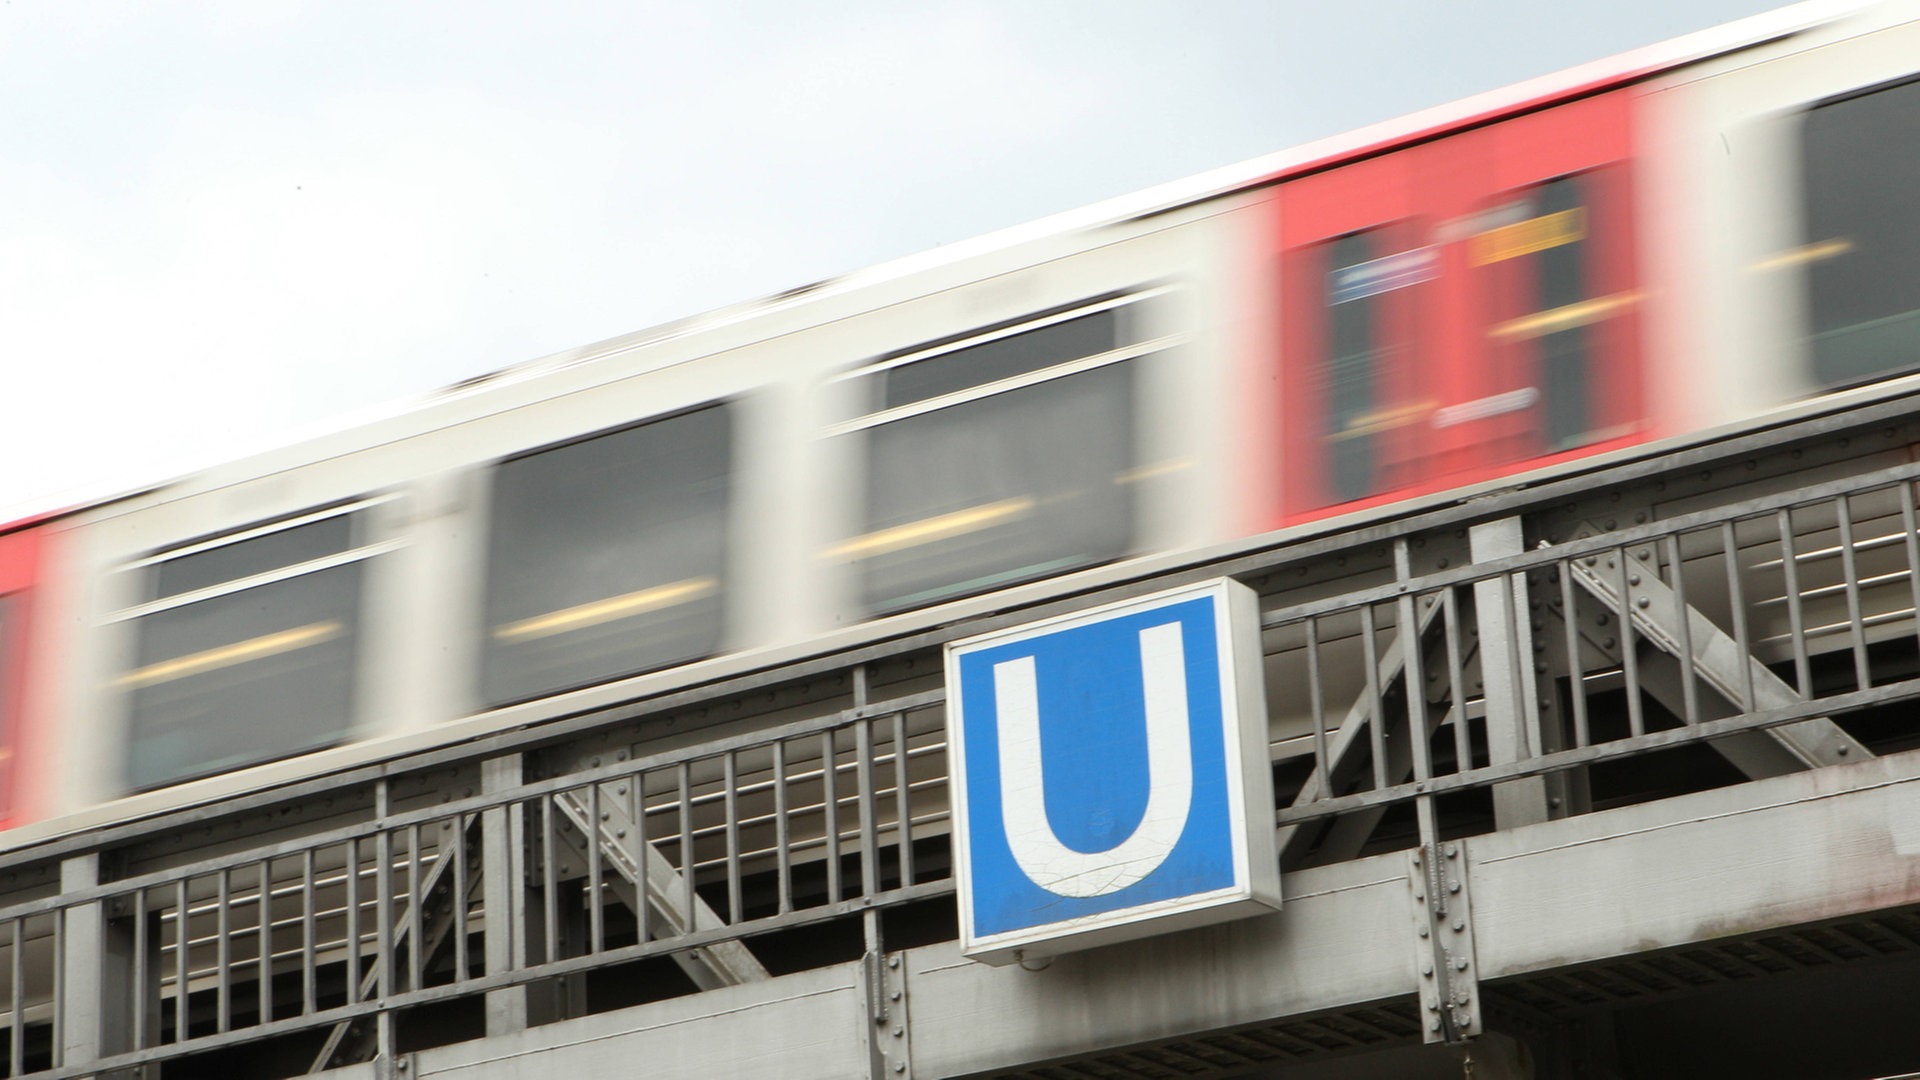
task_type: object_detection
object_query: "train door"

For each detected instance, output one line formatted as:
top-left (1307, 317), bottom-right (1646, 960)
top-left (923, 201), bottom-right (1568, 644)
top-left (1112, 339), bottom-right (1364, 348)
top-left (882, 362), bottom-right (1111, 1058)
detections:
top-left (1276, 90), bottom-right (1645, 523)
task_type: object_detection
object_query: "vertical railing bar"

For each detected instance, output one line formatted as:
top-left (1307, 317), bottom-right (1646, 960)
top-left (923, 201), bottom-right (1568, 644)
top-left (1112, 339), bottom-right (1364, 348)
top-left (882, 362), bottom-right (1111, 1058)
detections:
top-left (300, 848), bottom-right (316, 1015)
top-left (851, 665), bottom-right (876, 898)
top-left (9, 918), bottom-right (22, 1073)
top-left (893, 711), bottom-right (915, 888)
top-left (821, 731), bottom-right (842, 903)
top-left (1664, 535), bottom-right (1701, 726)
top-left (452, 812), bottom-right (470, 982)
top-left (1616, 547), bottom-right (1645, 738)
top-left (51, 907), bottom-right (62, 1066)
top-left (724, 753), bottom-right (744, 925)
top-left (1393, 539), bottom-right (1434, 787)
top-left (375, 826), bottom-right (394, 1002)
top-left (1360, 604), bottom-right (1388, 791)
top-left (773, 742), bottom-right (793, 915)
top-left (1304, 617), bottom-right (1330, 788)
top-left (1900, 479), bottom-right (1920, 662)
top-left (854, 720), bottom-right (879, 902)
top-left (1779, 508), bottom-right (1813, 698)
top-left (540, 796), bottom-right (558, 965)
top-left (1558, 558), bottom-right (1591, 747)
top-left (174, 880), bottom-right (190, 1044)
top-left (587, 784), bottom-right (605, 956)
top-left (1722, 521), bottom-right (1757, 712)
top-left (1836, 494), bottom-right (1873, 691)
top-left (632, 773), bottom-right (652, 944)
top-left (373, 781), bottom-right (395, 1007)
top-left (1443, 588), bottom-right (1471, 769)
top-left (1402, 599), bottom-right (1435, 786)
top-left (1509, 564), bottom-right (1543, 760)
top-left (343, 839), bottom-right (362, 1004)
top-left (407, 824), bottom-right (423, 994)
top-left (257, 857), bottom-right (274, 1024)
top-left (677, 762), bottom-right (696, 939)
top-left (216, 867), bottom-right (231, 1034)
top-left (132, 886), bottom-right (149, 1050)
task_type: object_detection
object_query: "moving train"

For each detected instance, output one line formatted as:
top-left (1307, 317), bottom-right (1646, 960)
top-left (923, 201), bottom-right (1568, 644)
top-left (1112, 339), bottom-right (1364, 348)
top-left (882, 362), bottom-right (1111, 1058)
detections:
top-left (2, 0), bottom-right (1918, 846)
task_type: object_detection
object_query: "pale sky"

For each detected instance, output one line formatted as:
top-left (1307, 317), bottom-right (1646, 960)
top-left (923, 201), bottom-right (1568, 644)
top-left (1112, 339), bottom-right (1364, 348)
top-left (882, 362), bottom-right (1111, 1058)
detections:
top-left (0, 1), bottom-right (1800, 520)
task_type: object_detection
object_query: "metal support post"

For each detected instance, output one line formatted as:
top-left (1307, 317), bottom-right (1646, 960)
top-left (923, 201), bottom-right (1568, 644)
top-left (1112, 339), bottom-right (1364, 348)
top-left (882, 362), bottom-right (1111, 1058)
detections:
top-left (59, 852), bottom-right (138, 1072)
top-left (481, 754), bottom-right (528, 1037)
top-left (373, 1009), bottom-right (403, 1080)
top-left (1408, 830), bottom-right (1480, 1045)
top-left (1469, 519), bottom-right (1554, 828)
top-left (861, 910), bottom-right (911, 1080)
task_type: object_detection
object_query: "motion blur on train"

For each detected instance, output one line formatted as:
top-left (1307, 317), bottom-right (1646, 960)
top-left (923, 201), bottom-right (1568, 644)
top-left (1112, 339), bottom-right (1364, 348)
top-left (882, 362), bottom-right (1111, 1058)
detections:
top-left (1, 1), bottom-right (1917, 844)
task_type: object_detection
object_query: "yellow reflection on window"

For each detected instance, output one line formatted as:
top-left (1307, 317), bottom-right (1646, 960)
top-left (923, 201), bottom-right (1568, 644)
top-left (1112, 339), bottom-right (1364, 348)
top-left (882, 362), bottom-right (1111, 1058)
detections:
top-left (1114, 459), bottom-right (1193, 485)
top-left (1471, 208), bottom-right (1586, 266)
top-left (1751, 237), bottom-right (1853, 272)
top-left (493, 577), bottom-right (718, 642)
top-left (116, 621), bottom-right (344, 690)
top-left (1328, 400), bottom-right (1437, 442)
top-left (826, 497), bottom-right (1035, 560)
top-left (1488, 291), bottom-right (1639, 342)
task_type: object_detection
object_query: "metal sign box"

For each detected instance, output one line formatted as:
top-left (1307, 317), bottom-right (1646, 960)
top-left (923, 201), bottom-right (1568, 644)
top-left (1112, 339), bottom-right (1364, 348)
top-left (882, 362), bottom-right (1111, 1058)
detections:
top-left (945, 578), bottom-right (1281, 965)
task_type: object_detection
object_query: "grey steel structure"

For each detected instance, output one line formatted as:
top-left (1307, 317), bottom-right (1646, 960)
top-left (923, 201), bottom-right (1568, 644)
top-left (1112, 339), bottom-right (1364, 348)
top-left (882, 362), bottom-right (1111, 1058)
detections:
top-left (7, 391), bottom-right (1920, 1078)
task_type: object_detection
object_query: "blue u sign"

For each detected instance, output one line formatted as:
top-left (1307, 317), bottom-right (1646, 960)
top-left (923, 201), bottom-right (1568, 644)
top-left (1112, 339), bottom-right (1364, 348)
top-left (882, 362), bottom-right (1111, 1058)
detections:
top-left (945, 579), bottom-right (1281, 964)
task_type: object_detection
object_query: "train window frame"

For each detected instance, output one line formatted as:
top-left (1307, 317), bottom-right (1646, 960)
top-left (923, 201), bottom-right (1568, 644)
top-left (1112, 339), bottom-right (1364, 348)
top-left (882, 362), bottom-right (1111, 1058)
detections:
top-left (827, 289), bottom-right (1174, 433)
top-left (476, 399), bottom-right (735, 708)
top-left (110, 499), bottom-right (389, 791)
top-left (1793, 71), bottom-right (1920, 392)
top-left (825, 287), bottom-right (1176, 615)
top-left (1280, 217), bottom-right (1435, 517)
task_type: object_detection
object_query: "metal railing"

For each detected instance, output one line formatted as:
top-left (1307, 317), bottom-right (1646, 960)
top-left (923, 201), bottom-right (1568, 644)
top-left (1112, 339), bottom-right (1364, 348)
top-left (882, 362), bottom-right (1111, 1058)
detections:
top-left (3, 405), bottom-right (1920, 1074)
top-left (0, 690), bottom-right (953, 1076)
top-left (1269, 459), bottom-right (1920, 858)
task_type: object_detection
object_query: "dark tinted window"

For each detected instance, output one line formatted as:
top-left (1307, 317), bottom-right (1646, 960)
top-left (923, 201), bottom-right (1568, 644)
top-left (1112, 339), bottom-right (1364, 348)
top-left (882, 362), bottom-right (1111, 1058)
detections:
top-left (1313, 231), bottom-right (1432, 503)
top-left (1474, 173), bottom-right (1627, 454)
top-left (1324, 233), bottom-right (1388, 502)
top-left (843, 299), bottom-right (1145, 614)
top-left (1801, 77), bottom-right (1920, 389)
top-left (122, 511), bottom-right (368, 790)
top-left (155, 515), bottom-right (353, 599)
top-left (882, 308), bottom-right (1121, 408)
top-left (480, 404), bottom-right (731, 706)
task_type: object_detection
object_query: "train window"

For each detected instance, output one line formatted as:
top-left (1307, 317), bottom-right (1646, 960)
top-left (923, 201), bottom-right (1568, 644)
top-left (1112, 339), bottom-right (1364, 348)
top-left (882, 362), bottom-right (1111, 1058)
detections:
top-left (153, 514), bottom-right (352, 600)
top-left (881, 308), bottom-right (1120, 408)
top-left (1300, 227), bottom-right (1431, 506)
top-left (833, 293), bottom-right (1159, 614)
top-left (1473, 172), bottom-right (1631, 455)
top-left (479, 403), bottom-right (731, 706)
top-left (1798, 76), bottom-right (1920, 390)
top-left (117, 506), bottom-right (373, 790)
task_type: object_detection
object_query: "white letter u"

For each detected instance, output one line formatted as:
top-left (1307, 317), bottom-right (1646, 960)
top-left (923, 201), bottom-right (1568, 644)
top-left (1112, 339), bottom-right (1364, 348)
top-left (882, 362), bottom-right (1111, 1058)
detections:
top-left (991, 621), bottom-right (1194, 898)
